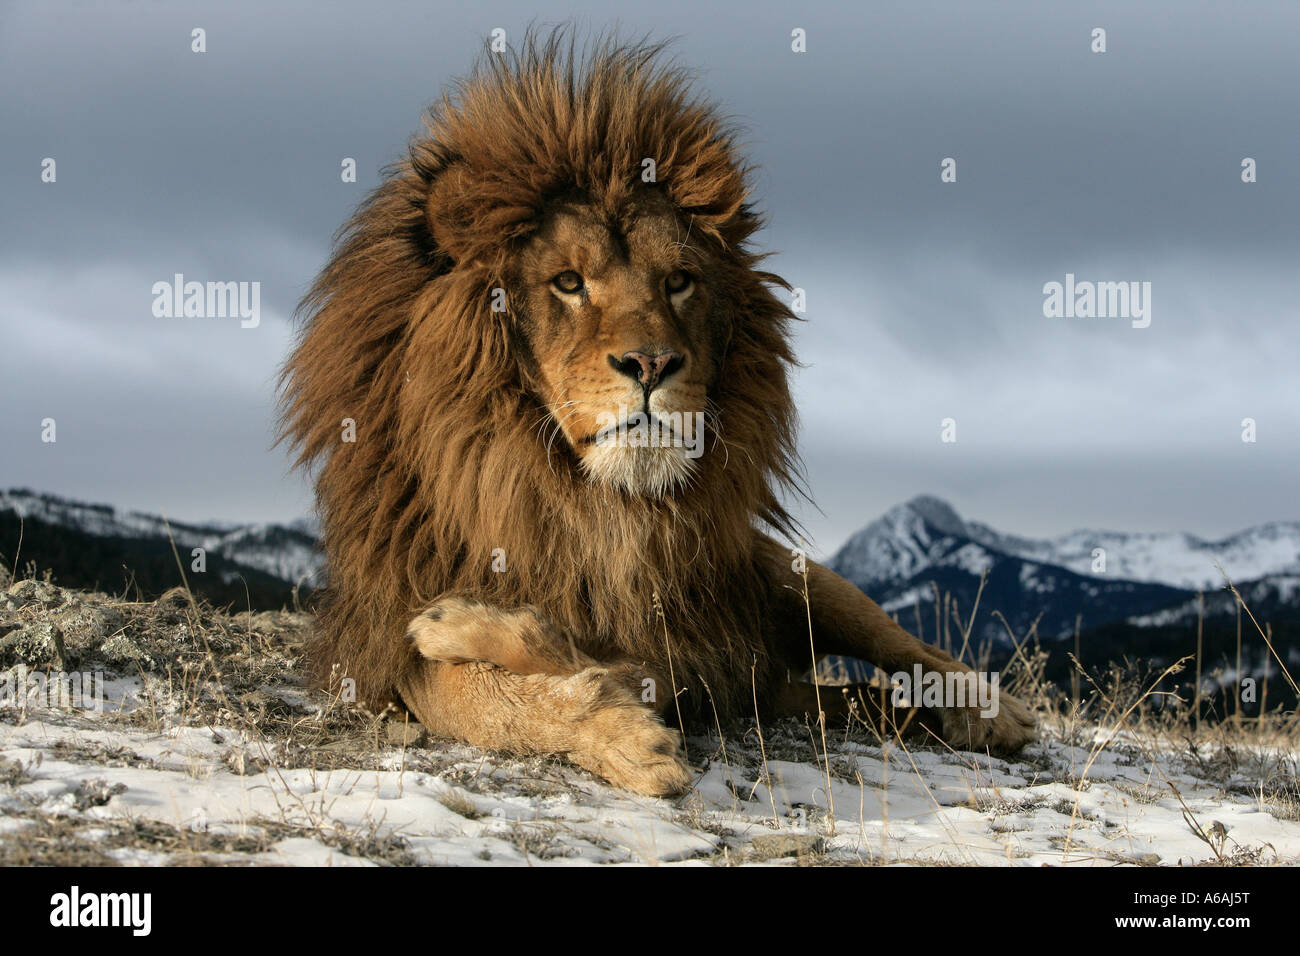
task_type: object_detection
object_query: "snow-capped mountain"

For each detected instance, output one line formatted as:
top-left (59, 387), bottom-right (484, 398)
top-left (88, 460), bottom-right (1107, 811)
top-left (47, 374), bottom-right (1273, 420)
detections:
top-left (6, 486), bottom-right (1299, 642)
top-left (832, 494), bottom-right (1300, 594)
top-left (1, 489), bottom-right (324, 590)
top-left (829, 495), bottom-right (1300, 644)
top-left (965, 517), bottom-right (1300, 592)
top-left (829, 495), bottom-right (989, 591)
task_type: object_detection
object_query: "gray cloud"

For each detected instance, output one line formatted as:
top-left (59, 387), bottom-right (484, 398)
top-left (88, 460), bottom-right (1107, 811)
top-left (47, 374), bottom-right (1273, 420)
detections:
top-left (2, 0), bottom-right (1297, 556)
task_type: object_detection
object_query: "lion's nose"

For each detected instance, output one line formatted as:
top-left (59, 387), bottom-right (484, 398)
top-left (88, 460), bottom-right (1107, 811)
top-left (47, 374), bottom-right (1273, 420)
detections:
top-left (610, 349), bottom-right (685, 390)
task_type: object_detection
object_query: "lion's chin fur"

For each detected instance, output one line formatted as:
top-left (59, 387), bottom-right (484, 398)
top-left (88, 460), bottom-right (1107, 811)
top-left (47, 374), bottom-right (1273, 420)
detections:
top-left (579, 444), bottom-right (697, 497)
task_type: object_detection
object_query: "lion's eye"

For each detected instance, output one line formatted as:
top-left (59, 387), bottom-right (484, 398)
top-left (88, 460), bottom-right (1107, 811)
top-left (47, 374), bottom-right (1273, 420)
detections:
top-left (665, 270), bottom-right (693, 295)
top-left (552, 271), bottom-right (584, 295)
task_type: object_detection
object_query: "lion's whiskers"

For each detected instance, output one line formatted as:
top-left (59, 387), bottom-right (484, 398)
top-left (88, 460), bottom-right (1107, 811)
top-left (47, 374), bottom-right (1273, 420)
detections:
top-left (544, 404), bottom-right (583, 473)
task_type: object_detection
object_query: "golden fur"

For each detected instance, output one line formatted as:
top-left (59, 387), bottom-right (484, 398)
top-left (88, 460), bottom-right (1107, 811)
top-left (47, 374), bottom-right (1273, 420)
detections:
top-left (279, 31), bottom-right (1035, 795)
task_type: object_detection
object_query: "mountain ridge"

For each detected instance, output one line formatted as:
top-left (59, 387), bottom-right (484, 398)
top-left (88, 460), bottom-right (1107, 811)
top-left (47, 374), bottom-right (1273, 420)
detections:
top-left (828, 494), bottom-right (1300, 645)
top-left (1, 488), bottom-right (324, 593)
top-left (5, 488), bottom-right (1299, 643)
top-left (834, 493), bottom-right (1300, 593)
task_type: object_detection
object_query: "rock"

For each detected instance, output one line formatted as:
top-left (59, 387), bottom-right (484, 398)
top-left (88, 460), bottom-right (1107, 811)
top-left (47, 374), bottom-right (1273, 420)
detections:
top-left (0, 621), bottom-right (61, 666)
top-left (6, 579), bottom-right (64, 611)
top-left (386, 721), bottom-right (427, 748)
top-left (223, 747), bottom-right (267, 776)
top-left (750, 833), bottom-right (824, 859)
top-left (99, 633), bottom-right (152, 667)
top-left (73, 778), bottom-right (128, 810)
top-left (52, 605), bottom-right (120, 663)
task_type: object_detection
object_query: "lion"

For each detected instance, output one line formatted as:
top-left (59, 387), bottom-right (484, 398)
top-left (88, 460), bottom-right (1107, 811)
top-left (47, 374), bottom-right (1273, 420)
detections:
top-left (279, 32), bottom-right (1036, 796)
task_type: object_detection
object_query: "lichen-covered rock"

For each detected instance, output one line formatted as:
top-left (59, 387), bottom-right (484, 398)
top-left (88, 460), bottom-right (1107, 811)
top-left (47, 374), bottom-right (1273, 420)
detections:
top-left (6, 579), bottom-right (66, 612)
top-left (98, 632), bottom-right (154, 668)
top-left (0, 621), bottom-right (62, 666)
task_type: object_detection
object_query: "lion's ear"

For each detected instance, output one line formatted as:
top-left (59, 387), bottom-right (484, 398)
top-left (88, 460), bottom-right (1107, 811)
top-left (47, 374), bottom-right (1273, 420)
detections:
top-left (425, 163), bottom-right (478, 265)
top-left (426, 162), bottom-right (538, 267)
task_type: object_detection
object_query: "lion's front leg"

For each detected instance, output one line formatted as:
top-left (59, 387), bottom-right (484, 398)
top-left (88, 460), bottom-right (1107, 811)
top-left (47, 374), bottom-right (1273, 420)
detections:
top-left (757, 536), bottom-right (1037, 755)
top-left (398, 657), bottom-right (691, 796)
top-left (406, 597), bottom-right (669, 714)
top-left (405, 597), bottom-right (596, 675)
top-left (401, 599), bottom-right (686, 794)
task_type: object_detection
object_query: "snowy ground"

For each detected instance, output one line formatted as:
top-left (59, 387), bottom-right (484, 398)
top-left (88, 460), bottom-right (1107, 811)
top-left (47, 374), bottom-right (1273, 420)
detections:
top-left (2, 580), bottom-right (1297, 866)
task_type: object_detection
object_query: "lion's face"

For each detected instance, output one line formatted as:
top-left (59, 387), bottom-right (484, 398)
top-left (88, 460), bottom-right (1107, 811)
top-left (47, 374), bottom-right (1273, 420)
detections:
top-left (509, 191), bottom-right (727, 496)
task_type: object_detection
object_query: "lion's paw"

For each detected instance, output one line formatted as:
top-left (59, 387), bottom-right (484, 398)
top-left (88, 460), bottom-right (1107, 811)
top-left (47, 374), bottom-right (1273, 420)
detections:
top-left (567, 668), bottom-right (692, 797)
top-left (936, 686), bottom-right (1037, 755)
top-left (405, 598), bottom-right (495, 664)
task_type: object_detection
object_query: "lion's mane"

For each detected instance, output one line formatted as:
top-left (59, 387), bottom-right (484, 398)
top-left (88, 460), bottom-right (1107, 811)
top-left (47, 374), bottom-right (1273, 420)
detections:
top-left (279, 31), bottom-right (804, 720)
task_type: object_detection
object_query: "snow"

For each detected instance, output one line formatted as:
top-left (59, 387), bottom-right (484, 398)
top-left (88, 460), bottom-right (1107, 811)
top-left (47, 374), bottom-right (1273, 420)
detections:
top-left (4, 702), bottom-right (1296, 866)
top-left (1127, 574), bottom-right (1300, 626)
top-left (880, 586), bottom-right (937, 615)
top-left (969, 512), bottom-right (1300, 591)
top-left (949, 542), bottom-right (996, 577)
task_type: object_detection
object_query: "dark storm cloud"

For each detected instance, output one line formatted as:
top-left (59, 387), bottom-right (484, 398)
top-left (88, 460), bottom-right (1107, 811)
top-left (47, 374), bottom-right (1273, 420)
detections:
top-left (2, 0), bottom-right (1297, 553)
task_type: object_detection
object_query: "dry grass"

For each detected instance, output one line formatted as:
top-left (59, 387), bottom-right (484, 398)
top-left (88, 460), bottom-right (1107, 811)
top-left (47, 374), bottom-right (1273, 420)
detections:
top-left (1, 555), bottom-right (1296, 866)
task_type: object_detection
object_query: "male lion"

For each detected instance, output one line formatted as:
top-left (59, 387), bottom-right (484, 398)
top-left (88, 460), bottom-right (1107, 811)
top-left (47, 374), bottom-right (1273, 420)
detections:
top-left (280, 33), bottom-right (1035, 796)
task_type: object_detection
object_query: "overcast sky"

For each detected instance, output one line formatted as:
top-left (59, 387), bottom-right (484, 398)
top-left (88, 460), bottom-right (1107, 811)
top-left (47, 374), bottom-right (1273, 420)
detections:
top-left (2, 0), bottom-right (1297, 557)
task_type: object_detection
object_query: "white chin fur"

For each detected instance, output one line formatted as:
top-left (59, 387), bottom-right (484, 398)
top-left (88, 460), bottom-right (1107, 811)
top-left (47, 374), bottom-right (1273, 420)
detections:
top-left (580, 443), bottom-right (696, 497)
